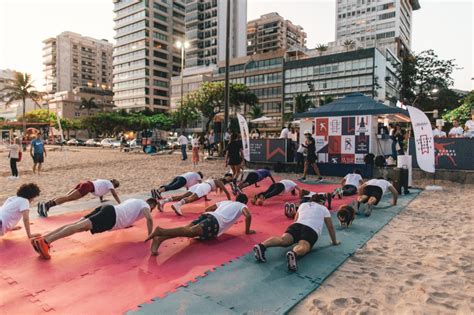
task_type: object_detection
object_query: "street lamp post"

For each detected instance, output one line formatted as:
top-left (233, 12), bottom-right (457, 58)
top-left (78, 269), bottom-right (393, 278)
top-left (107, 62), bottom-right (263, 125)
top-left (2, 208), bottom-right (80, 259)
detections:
top-left (223, 0), bottom-right (231, 154)
top-left (176, 40), bottom-right (189, 132)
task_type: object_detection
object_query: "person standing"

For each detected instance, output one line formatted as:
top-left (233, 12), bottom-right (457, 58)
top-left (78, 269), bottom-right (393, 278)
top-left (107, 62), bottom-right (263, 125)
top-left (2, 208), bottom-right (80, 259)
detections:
top-left (300, 130), bottom-right (322, 181)
top-left (191, 134), bottom-right (200, 168)
top-left (8, 138), bottom-right (21, 179)
top-left (30, 132), bottom-right (47, 175)
top-left (225, 133), bottom-right (244, 182)
top-left (207, 130), bottom-right (216, 156)
top-left (390, 124), bottom-right (405, 159)
top-left (279, 124), bottom-right (291, 139)
top-left (178, 133), bottom-right (188, 161)
top-left (448, 119), bottom-right (464, 138)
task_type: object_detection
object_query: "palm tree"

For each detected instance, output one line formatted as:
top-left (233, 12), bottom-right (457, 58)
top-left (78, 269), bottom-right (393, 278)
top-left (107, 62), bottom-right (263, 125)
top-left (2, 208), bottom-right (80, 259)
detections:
top-left (0, 72), bottom-right (42, 138)
top-left (249, 104), bottom-right (263, 120)
top-left (315, 44), bottom-right (328, 56)
top-left (343, 39), bottom-right (356, 52)
top-left (80, 97), bottom-right (98, 116)
top-left (294, 93), bottom-right (312, 113)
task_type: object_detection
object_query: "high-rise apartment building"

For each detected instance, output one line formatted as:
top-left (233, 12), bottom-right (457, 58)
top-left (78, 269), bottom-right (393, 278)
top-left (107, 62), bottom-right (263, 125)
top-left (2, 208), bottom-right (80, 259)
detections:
top-left (185, 0), bottom-right (247, 67)
top-left (335, 0), bottom-right (420, 57)
top-left (247, 12), bottom-right (307, 55)
top-left (112, 0), bottom-right (186, 112)
top-left (0, 69), bottom-right (37, 120)
top-left (42, 31), bottom-right (113, 94)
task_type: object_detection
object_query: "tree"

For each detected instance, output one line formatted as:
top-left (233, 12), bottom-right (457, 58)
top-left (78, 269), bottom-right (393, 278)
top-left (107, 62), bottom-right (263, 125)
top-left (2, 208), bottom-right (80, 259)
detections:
top-left (399, 50), bottom-right (456, 108)
top-left (315, 44), bottom-right (328, 56)
top-left (343, 39), bottom-right (356, 51)
top-left (321, 96), bottom-right (334, 105)
top-left (248, 104), bottom-right (263, 120)
top-left (0, 72), bottom-right (43, 136)
top-left (80, 97), bottom-right (98, 116)
top-left (442, 91), bottom-right (474, 125)
top-left (294, 93), bottom-right (312, 113)
top-left (23, 109), bottom-right (56, 124)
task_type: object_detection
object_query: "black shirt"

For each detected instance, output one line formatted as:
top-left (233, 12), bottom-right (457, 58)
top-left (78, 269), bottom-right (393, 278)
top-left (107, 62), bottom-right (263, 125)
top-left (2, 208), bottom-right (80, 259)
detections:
top-left (303, 137), bottom-right (316, 158)
top-left (227, 140), bottom-right (243, 160)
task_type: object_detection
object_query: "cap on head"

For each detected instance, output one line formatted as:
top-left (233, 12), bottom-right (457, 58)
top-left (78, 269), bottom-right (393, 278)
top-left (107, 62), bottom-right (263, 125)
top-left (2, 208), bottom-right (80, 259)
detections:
top-left (304, 130), bottom-right (311, 135)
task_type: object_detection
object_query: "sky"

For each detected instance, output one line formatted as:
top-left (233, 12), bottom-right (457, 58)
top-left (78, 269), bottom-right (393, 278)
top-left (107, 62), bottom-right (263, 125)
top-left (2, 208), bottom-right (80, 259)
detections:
top-left (0, 0), bottom-right (472, 91)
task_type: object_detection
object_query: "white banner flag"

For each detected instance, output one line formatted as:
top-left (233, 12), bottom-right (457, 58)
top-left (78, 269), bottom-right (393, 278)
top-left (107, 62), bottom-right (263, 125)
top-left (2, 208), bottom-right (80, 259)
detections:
top-left (406, 105), bottom-right (435, 173)
top-left (236, 113), bottom-right (250, 161)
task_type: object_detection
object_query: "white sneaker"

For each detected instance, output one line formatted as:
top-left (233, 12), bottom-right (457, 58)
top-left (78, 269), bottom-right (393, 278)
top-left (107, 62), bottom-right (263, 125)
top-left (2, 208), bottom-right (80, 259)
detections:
top-left (171, 203), bottom-right (183, 216)
top-left (7, 176), bottom-right (15, 180)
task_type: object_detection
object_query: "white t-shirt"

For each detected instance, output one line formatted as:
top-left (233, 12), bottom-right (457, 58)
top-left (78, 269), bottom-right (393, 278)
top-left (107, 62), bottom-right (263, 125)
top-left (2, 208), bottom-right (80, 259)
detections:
top-left (182, 172), bottom-right (201, 188)
top-left (366, 179), bottom-right (392, 194)
top-left (465, 120), bottom-right (474, 131)
top-left (344, 173), bottom-right (363, 187)
top-left (208, 201), bottom-right (245, 236)
top-left (208, 134), bottom-right (215, 144)
top-left (112, 199), bottom-right (149, 230)
top-left (449, 126), bottom-right (464, 137)
top-left (9, 144), bottom-right (20, 159)
top-left (0, 196), bottom-right (30, 235)
top-left (191, 138), bottom-right (200, 148)
top-left (279, 128), bottom-right (289, 139)
top-left (280, 180), bottom-right (297, 193)
top-left (296, 202), bottom-right (331, 237)
top-left (432, 128), bottom-right (446, 138)
top-left (224, 132), bottom-right (231, 141)
top-left (178, 135), bottom-right (189, 145)
top-left (92, 180), bottom-right (114, 197)
top-left (288, 131), bottom-right (297, 141)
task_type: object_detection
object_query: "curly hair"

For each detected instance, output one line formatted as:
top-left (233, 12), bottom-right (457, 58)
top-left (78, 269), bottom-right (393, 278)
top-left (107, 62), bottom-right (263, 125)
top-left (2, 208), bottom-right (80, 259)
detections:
top-left (17, 183), bottom-right (41, 200)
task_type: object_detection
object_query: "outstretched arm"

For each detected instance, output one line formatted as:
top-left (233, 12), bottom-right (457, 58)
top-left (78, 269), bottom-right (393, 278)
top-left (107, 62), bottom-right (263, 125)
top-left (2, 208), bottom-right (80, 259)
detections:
top-left (269, 175), bottom-right (276, 183)
top-left (324, 217), bottom-right (340, 245)
top-left (22, 211), bottom-right (40, 239)
top-left (110, 189), bottom-right (121, 204)
top-left (203, 204), bottom-right (218, 213)
top-left (142, 208), bottom-right (153, 236)
top-left (217, 180), bottom-right (231, 200)
top-left (242, 207), bottom-right (255, 234)
top-left (388, 186), bottom-right (398, 205)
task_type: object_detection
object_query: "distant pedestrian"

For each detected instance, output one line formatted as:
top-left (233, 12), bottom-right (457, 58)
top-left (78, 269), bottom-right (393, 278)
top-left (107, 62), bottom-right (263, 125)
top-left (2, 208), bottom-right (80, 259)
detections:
top-left (8, 138), bottom-right (21, 179)
top-left (207, 130), bottom-right (216, 156)
top-left (390, 124), bottom-right (405, 159)
top-left (225, 133), bottom-right (243, 182)
top-left (30, 132), bottom-right (47, 175)
top-left (224, 128), bottom-right (231, 150)
top-left (178, 133), bottom-right (188, 161)
top-left (192, 134), bottom-right (200, 168)
top-left (300, 130), bottom-right (322, 181)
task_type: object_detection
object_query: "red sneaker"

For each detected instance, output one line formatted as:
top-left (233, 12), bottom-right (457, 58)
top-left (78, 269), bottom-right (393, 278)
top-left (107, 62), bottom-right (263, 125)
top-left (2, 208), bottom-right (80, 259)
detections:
top-left (33, 237), bottom-right (51, 259)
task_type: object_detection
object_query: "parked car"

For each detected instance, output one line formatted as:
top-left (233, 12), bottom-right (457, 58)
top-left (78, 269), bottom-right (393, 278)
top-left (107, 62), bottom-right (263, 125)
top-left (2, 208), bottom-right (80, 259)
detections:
top-left (85, 139), bottom-right (101, 147)
top-left (100, 138), bottom-right (121, 148)
top-left (66, 138), bottom-right (85, 146)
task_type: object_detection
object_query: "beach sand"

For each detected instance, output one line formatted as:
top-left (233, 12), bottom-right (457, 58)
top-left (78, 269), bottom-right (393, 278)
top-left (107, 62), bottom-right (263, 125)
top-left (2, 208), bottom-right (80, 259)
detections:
top-left (291, 182), bottom-right (474, 314)
top-left (1, 146), bottom-right (472, 314)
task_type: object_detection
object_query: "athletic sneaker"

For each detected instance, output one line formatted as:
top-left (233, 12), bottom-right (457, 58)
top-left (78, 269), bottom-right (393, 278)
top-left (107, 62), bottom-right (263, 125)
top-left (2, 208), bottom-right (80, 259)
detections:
top-left (30, 236), bottom-right (41, 254)
top-left (230, 182), bottom-right (239, 196)
top-left (38, 202), bottom-right (48, 218)
top-left (364, 204), bottom-right (373, 217)
top-left (286, 251), bottom-right (297, 271)
top-left (299, 177), bottom-right (306, 181)
top-left (284, 202), bottom-right (290, 217)
top-left (32, 237), bottom-right (51, 259)
top-left (253, 244), bottom-right (267, 262)
top-left (171, 203), bottom-right (183, 216)
top-left (151, 189), bottom-right (158, 200)
top-left (289, 203), bottom-right (297, 217)
top-left (317, 177), bottom-right (324, 182)
top-left (351, 200), bottom-right (361, 214)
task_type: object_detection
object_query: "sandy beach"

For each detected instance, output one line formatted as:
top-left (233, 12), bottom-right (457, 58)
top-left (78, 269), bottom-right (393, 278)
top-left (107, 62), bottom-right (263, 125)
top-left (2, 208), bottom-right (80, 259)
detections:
top-left (1, 146), bottom-right (472, 314)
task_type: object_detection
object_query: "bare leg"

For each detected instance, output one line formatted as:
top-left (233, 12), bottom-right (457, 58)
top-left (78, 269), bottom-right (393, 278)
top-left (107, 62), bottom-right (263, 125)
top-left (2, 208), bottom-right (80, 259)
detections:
top-left (38, 163), bottom-right (42, 175)
top-left (367, 197), bottom-right (378, 206)
top-left (311, 162), bottom-right (321, 177)
top-left (53, 190), bottom-right (83, 206)
top-left (358, 195), bottom-right (369, 203)
top-left (292, 240), bottom-right (312, 257)
top-left (32, 163), bottom-right (37, 174)
top-left (261, 233), bottom-right (294, 248)
top-left (44, 219), bottom-right (92, 244)
top-left (150, 236), bottom-right (173, 256)
top-left (147, 224), bottom-right (202, 241)
top-left (302, 161), bottom-right (309, 178)
top-left (238, 182), bottom-right (250, 190)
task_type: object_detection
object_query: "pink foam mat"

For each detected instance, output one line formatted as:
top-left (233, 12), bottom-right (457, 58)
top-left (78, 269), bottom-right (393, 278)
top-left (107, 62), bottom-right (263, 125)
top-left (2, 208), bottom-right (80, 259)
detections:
top-left (0, 179), bottom-right (354, 314)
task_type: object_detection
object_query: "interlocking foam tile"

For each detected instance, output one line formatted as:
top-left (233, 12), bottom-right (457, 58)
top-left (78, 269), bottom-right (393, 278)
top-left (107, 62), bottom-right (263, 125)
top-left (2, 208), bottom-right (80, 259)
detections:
top-left (1, 177), bottom-right (353, 314)
top-left (130, 190), bottom-right (420, 314)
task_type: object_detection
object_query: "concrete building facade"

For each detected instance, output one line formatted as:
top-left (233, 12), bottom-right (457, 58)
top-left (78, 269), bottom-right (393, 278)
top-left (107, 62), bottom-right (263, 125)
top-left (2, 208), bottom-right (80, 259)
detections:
top-left (0, 69), bottom-right (36, 121)
top-left (185, 0), bottom-right (247, 67)
top-left (42, 31), bottom-right (113, 93)
top-left (112, 0), bottom-right (186, 112)
top-left (335, 0), bottom-right (420, 57)
top-left (247, 12), bottom-right (307, 56)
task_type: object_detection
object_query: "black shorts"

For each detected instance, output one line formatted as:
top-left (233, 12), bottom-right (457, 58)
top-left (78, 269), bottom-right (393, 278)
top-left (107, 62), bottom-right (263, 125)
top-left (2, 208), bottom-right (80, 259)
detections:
top-left (342, 184), bottom-right (357, 196)
top-left (228, 157), bottom-right (242, 166)
top-left (84, 205), bottom-right (116, 234)
top-left (285, 223), bottom-right (319, 248)
top-left (244, 172), bottom-right (259, 185)
top-left (362, 185), bottom-right (383, 205)
top-left (306, 155), bottom-right (316, 164)
top-left (33, 153), bottom-right (44, 163)
top-left (191, 213), bottom-right (219, 240)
